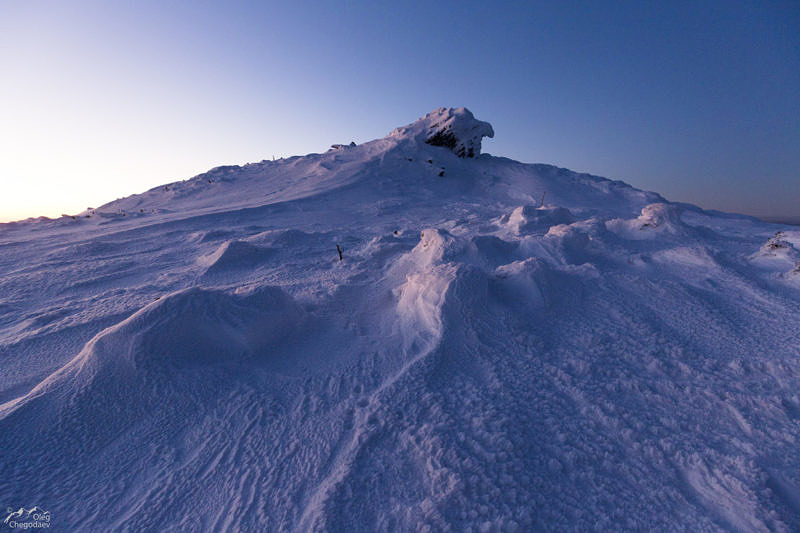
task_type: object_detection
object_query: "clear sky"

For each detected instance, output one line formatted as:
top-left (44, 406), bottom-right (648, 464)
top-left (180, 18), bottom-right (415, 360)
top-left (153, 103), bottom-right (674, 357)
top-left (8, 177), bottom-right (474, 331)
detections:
top-left (1, 0), bottom-right (798, 222)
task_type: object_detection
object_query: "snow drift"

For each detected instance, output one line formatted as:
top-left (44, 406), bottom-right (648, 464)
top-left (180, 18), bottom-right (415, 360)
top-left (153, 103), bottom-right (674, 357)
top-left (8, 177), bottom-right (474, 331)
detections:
top-left (1, 108), bottom-right (799, 531)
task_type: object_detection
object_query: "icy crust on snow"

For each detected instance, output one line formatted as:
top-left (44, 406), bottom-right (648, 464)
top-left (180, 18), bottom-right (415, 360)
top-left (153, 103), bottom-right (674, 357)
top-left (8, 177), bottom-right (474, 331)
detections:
top-left (2, 109), bottom-right (800, 531)
top-left (390, 107), bottom-right (494, 158)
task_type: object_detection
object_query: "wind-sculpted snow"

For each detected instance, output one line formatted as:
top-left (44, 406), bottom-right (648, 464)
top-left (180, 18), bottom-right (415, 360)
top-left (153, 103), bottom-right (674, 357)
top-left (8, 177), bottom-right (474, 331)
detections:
top-left (1, 109), bottom-right (800, 531)
top-left (500, 205), bottom-right (576, 235)
top-left (199, 240), bottom-right (276, 276)
top-left (0, 285), bottom-right (304, 422)
top-left (749, 231), bottom-right (800, 285)
top-left (607, 203), bottom-right (693, 239)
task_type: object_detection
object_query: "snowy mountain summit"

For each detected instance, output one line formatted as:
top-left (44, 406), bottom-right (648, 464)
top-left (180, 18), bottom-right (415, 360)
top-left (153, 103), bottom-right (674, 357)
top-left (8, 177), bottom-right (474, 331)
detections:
top-left (390, 106), bottom-right (494, 158)
top-left (1, 108), bottom-right (800, 531)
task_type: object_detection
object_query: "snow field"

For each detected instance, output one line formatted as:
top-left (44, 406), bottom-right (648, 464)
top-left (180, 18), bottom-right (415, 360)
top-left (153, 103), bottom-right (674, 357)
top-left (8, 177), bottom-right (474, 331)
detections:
top-left (1, 108), bottom-right (799, 531)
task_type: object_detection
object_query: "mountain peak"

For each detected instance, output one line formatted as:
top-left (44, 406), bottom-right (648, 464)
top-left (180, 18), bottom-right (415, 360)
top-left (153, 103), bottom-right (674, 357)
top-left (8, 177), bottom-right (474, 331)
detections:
top-left (389, 107), bottom-right (494, 158)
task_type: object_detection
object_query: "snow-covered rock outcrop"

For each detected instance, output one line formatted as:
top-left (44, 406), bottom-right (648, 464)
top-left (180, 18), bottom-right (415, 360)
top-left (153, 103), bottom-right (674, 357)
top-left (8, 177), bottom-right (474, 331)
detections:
top-left (389, 107), bottom-right (494, 158)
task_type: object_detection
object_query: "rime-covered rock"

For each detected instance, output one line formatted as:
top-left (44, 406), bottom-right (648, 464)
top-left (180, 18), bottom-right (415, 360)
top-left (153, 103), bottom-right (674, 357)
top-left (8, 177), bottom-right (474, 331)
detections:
top-left (390, 107), bottom-right (494, 158)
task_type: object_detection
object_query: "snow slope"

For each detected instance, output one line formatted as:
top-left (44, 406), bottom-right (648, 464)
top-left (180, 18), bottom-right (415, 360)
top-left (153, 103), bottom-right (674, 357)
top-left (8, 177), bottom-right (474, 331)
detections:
top-left (1, 108), bottom-right (800, 531)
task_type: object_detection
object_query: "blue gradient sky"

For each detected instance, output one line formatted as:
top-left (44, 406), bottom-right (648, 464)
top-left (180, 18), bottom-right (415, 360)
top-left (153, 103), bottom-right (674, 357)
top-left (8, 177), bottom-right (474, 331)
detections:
top-left (1, 1), bottom-right (798, 222)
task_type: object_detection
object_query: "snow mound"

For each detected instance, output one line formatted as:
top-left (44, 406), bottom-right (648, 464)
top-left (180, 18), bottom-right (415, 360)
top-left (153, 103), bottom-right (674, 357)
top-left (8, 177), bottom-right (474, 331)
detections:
top-left (0, 287), bottom-right (306, 530)
top-left (543, 219), bottom-right (608, 267)
top-left (500, 205), bottom-right (576, 234)
top-left (198, 240), bottom-right (275, 275)
top-left (389, 107), bottom-right (494, 158)
top-left (403, 228), bottom-right (463, 268)
top-left (2, 287), bottom-right (302, 413)
top-left (749, 231), bottom-right (800, 277)
top-left (637, 202), bottom-right (683, 227)
top-left (118, 287), bottom-right (300, 368)
top-left (401, 229), bottom-right (518, 270)
top-left (493, 258), bottom-right (550, 311)
top-left (606, 203), bottom-right (689, 239)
